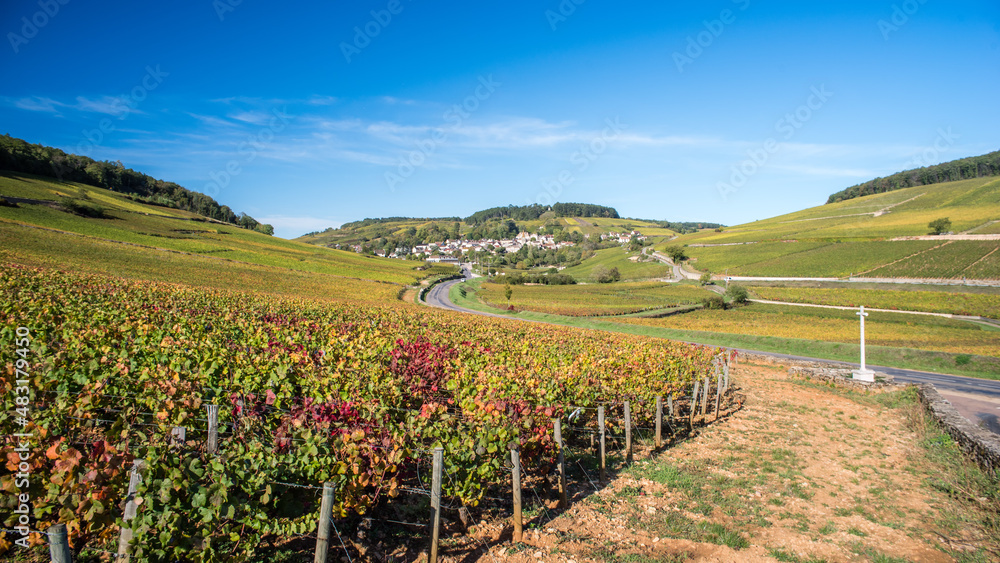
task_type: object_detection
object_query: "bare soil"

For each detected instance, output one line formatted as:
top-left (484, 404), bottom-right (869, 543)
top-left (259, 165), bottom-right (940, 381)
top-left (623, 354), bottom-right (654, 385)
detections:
top-left (406, 358), bottom-right (998, 563)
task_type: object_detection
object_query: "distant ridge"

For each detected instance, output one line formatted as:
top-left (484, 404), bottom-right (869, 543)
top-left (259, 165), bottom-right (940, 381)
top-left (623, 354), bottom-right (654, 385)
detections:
top-left (827, 150), bottom-right (1000, 204)
top-left (0, 134), bottom-right (273, 234)
top-left (465, 202), bottom-right (619, 225)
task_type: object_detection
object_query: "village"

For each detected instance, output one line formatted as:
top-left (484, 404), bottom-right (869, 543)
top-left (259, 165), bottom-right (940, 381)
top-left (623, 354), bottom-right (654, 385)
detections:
top-left (368, 230), bottom-right (647, 261)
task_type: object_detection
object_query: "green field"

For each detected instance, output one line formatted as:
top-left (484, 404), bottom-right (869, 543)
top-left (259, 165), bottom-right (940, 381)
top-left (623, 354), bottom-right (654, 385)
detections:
top-left (0, 172), bottom-right (449, 286)
top-left (559, 247), bottom-right (669, 281)
top-left (475, 279), bottom-right (711, 316)
top-left (748, 285), bottom-right (1000, 319)
top-left (671, 177), bottom-right (1000, 280)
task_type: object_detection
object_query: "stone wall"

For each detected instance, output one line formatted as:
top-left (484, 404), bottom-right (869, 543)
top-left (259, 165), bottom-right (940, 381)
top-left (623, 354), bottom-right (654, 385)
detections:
top-left (787, 366), bottom-right (897, 391)
top-left (916, 384), bottom-right (1000, 476)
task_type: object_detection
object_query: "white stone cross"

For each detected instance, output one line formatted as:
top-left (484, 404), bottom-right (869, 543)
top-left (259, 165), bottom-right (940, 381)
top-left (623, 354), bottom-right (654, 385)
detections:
top-left (852, 305), bottom-right (874, 382)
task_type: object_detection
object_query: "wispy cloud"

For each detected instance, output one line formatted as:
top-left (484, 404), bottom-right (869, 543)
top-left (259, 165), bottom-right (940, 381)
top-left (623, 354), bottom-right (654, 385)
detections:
top-left (74, 95), bottom-right (139, 116)
top-left (7, 94), bottom-right (141, 117)
top-left (11, 96), bottom-right (64, 114)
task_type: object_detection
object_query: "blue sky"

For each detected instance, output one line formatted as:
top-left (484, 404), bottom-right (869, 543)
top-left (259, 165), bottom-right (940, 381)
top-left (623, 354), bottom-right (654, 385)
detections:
top-left (2, 1), bottom-right (998, 238)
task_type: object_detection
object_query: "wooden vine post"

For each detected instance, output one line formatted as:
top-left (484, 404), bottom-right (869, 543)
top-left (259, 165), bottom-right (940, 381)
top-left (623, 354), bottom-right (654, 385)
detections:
top-left (689, 381), bottom-right (699, 430)
top-left (700, 376), bottom-right (709, 416)
top-left (170, 426), bottom-right (186, 447)
top-left (117, 459), bottom-right (145, 559)
top-left (654, 395), bottom-right (662, 449)
top-left (598, 406), bottom-right (607, 482)
top-left (429, 447), bottom-right (444, 563)
top-left (314, 482), bottom-right (335, 563)
top-left (511, 446), bottom-right (523, 542)
top-left (553, 418), bottom-right (568, 508)
top-left (206, 403), bottom-right (219, 454)
top-left (714, 369), bottom-right (723, 420)
top-left (48, 523), bottom-right (72, 563)
top-left (624, 401), bottom-right (632, 464)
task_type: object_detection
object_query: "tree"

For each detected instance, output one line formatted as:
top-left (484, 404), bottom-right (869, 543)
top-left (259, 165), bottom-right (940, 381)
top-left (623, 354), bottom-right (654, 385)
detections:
top-left (593, 265), bottom-right (611, 283)
top-left (504, 283), bottom-right (513, 302)
top-left (699, 272), bottom-right (712, 285)
top-left (928, 217), bottom-right (952, 235)
top-left (664, 245), bottom-right (687, 262)
top-left (725, 284), bottom-right (749, 305)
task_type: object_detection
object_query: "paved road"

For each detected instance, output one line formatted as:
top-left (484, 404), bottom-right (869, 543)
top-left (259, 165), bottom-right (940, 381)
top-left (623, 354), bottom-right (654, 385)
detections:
top-left (424, 272), bottom-right (1000, 434)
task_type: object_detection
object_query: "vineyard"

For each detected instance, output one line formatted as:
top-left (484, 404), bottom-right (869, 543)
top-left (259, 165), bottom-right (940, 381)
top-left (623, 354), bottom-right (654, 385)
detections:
top-left (475, 281), bottom-right (709, 317)
top-left (0, 265), bottom-right (724, 562)
top-left (748, 286), bottom-right (1000, 319)
top-left (689, 241), bottom-right (940, 278)
top-left (613, 303), bottom-right (1000, 358)
top-left (864, 241), bottom-right (1000, 280)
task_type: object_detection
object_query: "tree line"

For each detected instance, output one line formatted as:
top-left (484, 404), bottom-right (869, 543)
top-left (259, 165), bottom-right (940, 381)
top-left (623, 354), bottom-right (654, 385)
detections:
top-left (826, 150), bottom-right (1000, 204)
top-left (0, 134), bottom-right (273, 234)
top-left (464, 202), bottom-right (619, 225)
top-left (644, 220), bottom-right (725, 234)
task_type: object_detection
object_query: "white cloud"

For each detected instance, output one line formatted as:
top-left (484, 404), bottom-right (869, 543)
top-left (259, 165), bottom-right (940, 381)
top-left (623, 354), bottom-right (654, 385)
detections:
top-left (74, 95), bottom-right (139, 116)
top-left (11, 96), bottom-right (65, 113)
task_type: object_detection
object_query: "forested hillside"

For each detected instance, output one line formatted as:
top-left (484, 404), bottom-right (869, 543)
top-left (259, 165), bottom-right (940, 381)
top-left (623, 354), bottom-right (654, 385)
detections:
top-left (465, 202), bottom-right (619, 225)
top-left (0, 134), bottom-right (273, 234)
top-left (827, 150), bottom-right (1000, 203)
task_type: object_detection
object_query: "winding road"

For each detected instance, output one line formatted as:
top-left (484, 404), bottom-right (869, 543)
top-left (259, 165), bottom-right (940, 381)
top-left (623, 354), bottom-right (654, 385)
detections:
top-left (424, 267), bottom-right (1000, 434)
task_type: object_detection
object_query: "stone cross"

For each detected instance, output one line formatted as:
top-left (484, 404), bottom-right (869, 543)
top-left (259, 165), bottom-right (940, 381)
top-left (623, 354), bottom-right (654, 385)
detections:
top-left (857, 306), bottom-right (868, 371)
top-left (852, 306), bottom-right (874, 382)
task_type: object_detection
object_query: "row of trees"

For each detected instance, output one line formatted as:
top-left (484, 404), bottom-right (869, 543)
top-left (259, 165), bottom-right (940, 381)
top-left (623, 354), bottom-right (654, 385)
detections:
top-left (826, 150), bottom-right (1000, 203)
top-left (645, 220), bottom-right (724, 234)
top-left (0, 134), bottom-right (273, 234)
top-left (464, 202), bottom-right (619, 225)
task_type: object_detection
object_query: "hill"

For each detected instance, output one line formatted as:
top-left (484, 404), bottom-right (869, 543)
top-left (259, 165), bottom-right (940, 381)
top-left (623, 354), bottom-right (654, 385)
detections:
top-left (671, 177), bottom-right (1000, 279)
top-left (295, 204), bottom-right (689, 254)
top-left (827, 149), bottom-right (1000, 203)
top-left (0, 134), bottom-right (273, 233)
top-left (0, 171), bottom-right (454, 297)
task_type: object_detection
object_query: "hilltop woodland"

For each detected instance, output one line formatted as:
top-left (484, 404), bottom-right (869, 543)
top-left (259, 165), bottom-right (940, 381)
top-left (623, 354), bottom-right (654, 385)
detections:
top-left (827, 149), bottom-right (1000, 203)
top-left (0, 134), bottom-right (273, 234)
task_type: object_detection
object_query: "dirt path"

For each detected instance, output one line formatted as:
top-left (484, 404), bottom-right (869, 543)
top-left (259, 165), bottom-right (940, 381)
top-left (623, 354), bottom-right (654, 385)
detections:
top-left (447, 360), bottom-right (995, 562)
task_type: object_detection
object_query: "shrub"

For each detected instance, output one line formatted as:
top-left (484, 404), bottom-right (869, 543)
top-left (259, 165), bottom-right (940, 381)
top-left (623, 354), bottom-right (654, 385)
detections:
top-left (699, 272), bottom-right (713, 285)
top-left (63, 199), bottom-right (108, 218)
top-left (594, 265), bottom-right (621, 283)
top-left (725, 284), bottom-right (749, 305)
top-left (928, 217), bottom-right (951, 235)
top-left (702, 295), bottom-right (726, 310)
